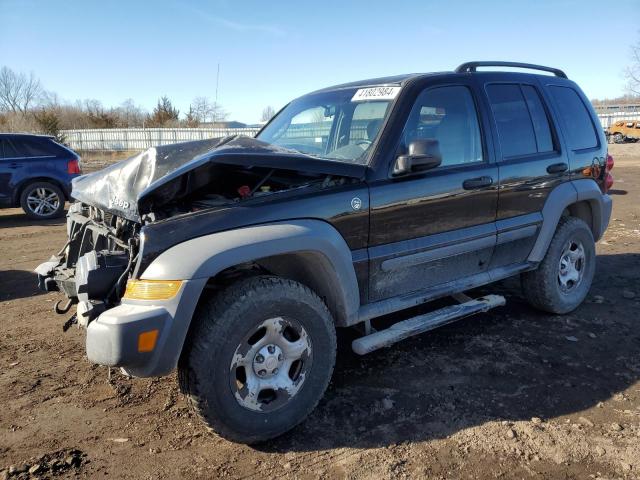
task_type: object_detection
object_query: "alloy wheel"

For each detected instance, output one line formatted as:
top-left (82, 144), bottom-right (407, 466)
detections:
top-left (229, 316), bottom-right (312, 412)
top-left (26, 187), bottom-right (61, 217)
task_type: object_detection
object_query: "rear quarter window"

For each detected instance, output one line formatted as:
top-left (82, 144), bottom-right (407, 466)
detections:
top-left (548, 86), bottom-right (598, 150)
top-left (8, 137), bottom-right (59, 158)
top-left (2, 139), bottom-right (20, 158)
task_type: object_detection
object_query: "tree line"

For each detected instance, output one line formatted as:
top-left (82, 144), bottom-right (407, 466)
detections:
top-left (0, 66), bottom-right (254, 141)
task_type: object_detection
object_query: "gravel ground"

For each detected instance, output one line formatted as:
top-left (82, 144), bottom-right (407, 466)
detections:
top-left (0, 144), bottom-right (639, 479)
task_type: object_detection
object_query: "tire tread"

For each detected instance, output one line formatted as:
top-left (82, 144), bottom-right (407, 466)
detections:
top-left (178, 275), bottom-right (336, 443)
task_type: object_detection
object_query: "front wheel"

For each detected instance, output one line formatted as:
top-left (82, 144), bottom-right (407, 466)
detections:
top-left (179, 276), bottom-right (336, 444)
top-left (613, 133), bottom-right (624, 144)
top-left (521, 217), bottom-right (596, 314)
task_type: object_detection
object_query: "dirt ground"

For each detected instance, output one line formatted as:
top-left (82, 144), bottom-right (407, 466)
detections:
top-left (1, 144), bottom-right (639, 479)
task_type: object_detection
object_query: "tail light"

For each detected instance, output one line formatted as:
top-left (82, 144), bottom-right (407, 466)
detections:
top-left (603, 154), bottom-right (614, 193)
top-left (605, 154), bottom-right (614, 172)
top-left (67, 158), bottom-right (81, 174)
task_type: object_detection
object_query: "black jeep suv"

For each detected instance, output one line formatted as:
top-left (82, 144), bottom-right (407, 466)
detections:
top-left (37, 62), bottom-right (612, 443)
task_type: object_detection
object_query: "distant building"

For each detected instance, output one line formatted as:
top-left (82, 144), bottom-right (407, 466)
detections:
top-left (593, 103), bottom-right (640, 115)
top-left (593, 103), bottom-right (640, 128)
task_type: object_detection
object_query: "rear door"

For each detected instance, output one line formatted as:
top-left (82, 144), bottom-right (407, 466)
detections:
top-left (367, 79), bottom-right (499, 302)
top-left (481, 79), bottom-right (569, 268)
top-left (0, 138), bottom-right (24, 206)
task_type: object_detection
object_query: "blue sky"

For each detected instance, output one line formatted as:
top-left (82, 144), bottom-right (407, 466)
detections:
top-left (1, 0), bottom-right (639, 123)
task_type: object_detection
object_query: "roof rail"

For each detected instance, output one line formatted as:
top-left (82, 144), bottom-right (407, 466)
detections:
top-left (455, 61), bottom-right (567, 79)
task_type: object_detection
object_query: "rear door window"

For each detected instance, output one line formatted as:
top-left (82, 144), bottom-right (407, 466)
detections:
top-left (548, 86), bottom-right (598, 150)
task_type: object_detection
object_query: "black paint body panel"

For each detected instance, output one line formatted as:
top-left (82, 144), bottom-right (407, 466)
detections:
top-left (136, 70), bottom-right (608, 310)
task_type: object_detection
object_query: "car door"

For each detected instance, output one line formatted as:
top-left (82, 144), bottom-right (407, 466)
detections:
top-left (0, 138), bottom-right (23, 206)
top-left (479, 79), bottom-right (571, 268)
top-left (367, 80), bottom-right (499, 302)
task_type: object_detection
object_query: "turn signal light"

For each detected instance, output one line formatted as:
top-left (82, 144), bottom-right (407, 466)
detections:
top-left (123, 280), bottom-right (182, 300)
top-left (138, 329), bottom-right (159, 352)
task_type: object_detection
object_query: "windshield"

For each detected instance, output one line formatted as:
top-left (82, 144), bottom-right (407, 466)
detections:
top-left (256, 87), bottom-right (399, 164)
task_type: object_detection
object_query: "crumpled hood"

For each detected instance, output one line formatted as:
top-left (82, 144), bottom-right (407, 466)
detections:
top-left (71, 136), bottom-right (366, 222)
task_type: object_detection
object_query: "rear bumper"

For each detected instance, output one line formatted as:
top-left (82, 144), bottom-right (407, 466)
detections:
top-left (85, 278), bottom-right (207, 377)
top-left (599, 194), bottom-right (612, 240)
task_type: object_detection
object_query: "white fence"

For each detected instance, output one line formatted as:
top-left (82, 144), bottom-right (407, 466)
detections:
top-left (597, 113), bottom-right (640, 128)
top-left (61, 127), bottom-right (261, 151)
top-left (62, 115), bottom-right (640, 151)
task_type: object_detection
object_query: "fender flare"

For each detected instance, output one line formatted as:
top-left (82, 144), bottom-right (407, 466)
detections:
top-left (142, 219), bottom-right (361, 326)
top-left (528, 179), bottom-right (611, 262)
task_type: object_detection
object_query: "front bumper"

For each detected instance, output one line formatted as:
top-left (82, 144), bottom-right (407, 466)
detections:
top-left (85, 278), bottom-right (207, 377)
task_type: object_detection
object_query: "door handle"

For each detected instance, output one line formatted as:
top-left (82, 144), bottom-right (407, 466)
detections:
top-left (546, 162), bottom-right (568, 174)
top-left (463, 176), bottom-right (493, 190)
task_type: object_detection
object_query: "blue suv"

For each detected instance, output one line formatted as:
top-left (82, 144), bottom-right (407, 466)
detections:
top-left (0, 133), bottom-right (82, 219)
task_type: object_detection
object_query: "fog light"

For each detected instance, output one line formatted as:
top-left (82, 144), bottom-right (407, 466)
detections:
top-left (123, 280), bottom-right (182, 300)
top-left (138, 329), bottom-right (159, 352)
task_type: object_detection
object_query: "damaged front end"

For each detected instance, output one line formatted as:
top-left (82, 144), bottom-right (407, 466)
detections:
top-left (36, 202), bottom-right (140, 329)
top-left (35, 136), bottom-right (364, 373)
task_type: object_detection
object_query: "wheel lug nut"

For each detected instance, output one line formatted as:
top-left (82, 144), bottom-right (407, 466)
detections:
top-left (267, 345), bottom-right (275, 354)
top-left (256, 355), bottom-right (264, 363)
top-left (278, 354), bottom-right (283, 361)
top-left (258, 370), bottom-right (266, 376)
top-left (273, 368), bottom-right (278, 374)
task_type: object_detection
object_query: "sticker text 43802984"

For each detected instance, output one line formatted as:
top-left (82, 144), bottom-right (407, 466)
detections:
top-left (351, 86), bottom-right (401, 102)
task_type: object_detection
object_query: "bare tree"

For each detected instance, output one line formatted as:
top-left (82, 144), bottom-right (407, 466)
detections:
top-left (190, 96), bottom-right (229, 123)
top-left (190, 96), bottom-right (214, 123)
top-left (211, 101), bottom-right (229, 123)
top-left (0, 66), bottom-right (43, 114)
top-left (116, 98), bottom-right (145, 127)
top-left (261, 105), bottom-right (276, 122)
top-left (625, 37), bottom-right (640, 95)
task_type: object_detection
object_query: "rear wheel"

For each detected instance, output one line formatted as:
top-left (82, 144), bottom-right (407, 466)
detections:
top-left (179, 275), bottom-right (336, 444)
top-left (521, 217), bottom-right (596, 314)
top-left (20, 181), bottom-right (65, 219)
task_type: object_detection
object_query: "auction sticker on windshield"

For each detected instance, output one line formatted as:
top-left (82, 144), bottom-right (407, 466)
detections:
top-left (352, 86), bottom-right (401, 102)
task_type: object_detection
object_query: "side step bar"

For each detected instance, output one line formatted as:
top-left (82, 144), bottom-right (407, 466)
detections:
top-left (351, 294), bottom-right (506, 355)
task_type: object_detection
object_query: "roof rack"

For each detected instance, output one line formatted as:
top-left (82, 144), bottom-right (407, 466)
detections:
top-left (455, 61), bottom-right (567, 79)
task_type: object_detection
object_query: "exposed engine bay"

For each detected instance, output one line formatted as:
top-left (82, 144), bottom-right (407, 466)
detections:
top-left (35, 136), bottom-right (363, 329)
top-left (153, 164), bottom-right (349, 221)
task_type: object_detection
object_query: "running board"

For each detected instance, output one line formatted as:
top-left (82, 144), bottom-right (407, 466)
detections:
top-left (351, 294), bottom-right (506, 355)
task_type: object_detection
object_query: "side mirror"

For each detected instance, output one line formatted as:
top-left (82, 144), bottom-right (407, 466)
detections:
top-left (393, 139), bottom-right (442, 176)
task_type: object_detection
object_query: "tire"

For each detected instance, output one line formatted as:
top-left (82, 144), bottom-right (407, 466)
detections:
top-left (178, 275), bottom-right (337, 444)
top-left (19, 181), bottom-right (65, 220)
top-left (613, 133), bottom-right (624, 144)
top-left (521, 216), bottom-right (596, 314)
